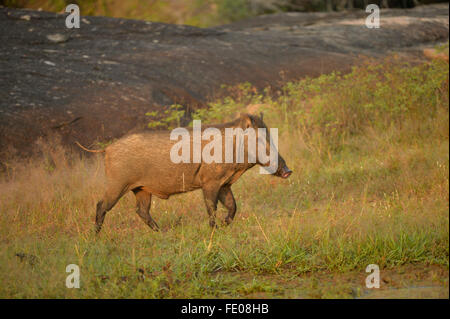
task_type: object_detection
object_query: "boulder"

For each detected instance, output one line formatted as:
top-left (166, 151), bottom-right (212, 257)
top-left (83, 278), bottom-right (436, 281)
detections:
top-left (0, 3), bottom-right (448, 160)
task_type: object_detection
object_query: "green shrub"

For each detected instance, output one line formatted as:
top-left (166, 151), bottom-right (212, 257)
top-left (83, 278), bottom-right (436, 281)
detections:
top-left (190, 57), bottom-right (449, 150)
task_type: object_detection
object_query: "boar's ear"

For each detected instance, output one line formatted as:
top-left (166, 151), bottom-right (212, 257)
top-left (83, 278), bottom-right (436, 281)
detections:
top-left (239, 113), bottom-right (253, 129)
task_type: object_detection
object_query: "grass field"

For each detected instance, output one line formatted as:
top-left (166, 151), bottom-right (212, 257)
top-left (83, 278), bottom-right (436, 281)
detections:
top-left (0, 57), bottom-right (448, 298)
top-left (2, 0), bottom-right (270, 27)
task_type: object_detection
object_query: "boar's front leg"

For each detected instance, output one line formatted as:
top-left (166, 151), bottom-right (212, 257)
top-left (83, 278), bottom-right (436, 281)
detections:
top-left (133, 188), bottom-right (159, 231)
top-left (218, 185), bottom-right (237, 225)
top-left (95, 183), bottom-right (128, 233)
top-left (202, 184), bottom-right (221, 228)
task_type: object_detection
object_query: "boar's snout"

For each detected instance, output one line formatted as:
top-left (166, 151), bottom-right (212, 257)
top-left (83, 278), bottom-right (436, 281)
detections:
top-left (280, 166), bottom-right (292, 179)
top-left (276, 165), bottom-right (292, 179)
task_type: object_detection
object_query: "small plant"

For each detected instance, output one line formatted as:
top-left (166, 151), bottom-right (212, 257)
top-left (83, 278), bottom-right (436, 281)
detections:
top-left (146, 104), bottom-right (185, 129)
top-left (94, 140), bottom-right (114, 149)
top-left (435, 41), bottom-right (449, 54)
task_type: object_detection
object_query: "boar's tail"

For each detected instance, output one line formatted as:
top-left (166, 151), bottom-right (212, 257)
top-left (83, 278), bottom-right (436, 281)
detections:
top-left (75, 141), bottom-right (105, 153)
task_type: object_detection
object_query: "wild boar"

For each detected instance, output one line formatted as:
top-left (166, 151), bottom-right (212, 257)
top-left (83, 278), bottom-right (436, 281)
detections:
top-left (77, 113), bottom-right (292, 233)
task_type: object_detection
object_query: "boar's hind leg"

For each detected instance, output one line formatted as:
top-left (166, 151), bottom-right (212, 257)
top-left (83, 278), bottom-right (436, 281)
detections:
top-left (95, 184), bottom-right (128, 233)
top-left (218, 185), bottom-right (237, 225)
top-left (133, 188), bottom-right (159, 231)
top-left (202, 185), bottom-right (221, 228)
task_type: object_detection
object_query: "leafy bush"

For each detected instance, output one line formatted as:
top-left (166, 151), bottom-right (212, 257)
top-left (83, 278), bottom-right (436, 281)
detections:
top-left (190, 57), bottom-right (449, 149)
top-left (146, 104), bottom-right (185, 129)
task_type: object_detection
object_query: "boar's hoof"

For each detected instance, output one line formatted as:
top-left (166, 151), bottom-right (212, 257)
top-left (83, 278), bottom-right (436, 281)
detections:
top-left (209, 220), bottom-right (218, 228)
top-left (94, 224), bottom-right (102, 234)
top-left (148, 221), bottom-right (160, 232)
top-left (150, 225), bottom-right (160, 232)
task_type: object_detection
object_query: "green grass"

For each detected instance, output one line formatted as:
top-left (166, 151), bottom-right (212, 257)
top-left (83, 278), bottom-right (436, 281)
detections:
top-left (0, 57), bottom-right (448, 298)
top-left (2, 0), bottom-right (255, 27)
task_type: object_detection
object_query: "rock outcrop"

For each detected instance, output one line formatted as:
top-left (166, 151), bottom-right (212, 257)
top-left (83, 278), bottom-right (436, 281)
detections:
top-left (0, 3), bottom-right (448, 159)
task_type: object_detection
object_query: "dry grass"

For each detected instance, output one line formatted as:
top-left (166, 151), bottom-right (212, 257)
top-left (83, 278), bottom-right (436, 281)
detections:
top-left (3, 0), bottom-right (237, 27)
top-left (0, 58), bottom-right (448, 298)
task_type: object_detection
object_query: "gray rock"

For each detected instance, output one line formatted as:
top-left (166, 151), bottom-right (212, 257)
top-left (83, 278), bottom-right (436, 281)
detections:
top-left (46, 33), bottom-right (70, 43)
top-left (0, 4), bottom-right (448, 161)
